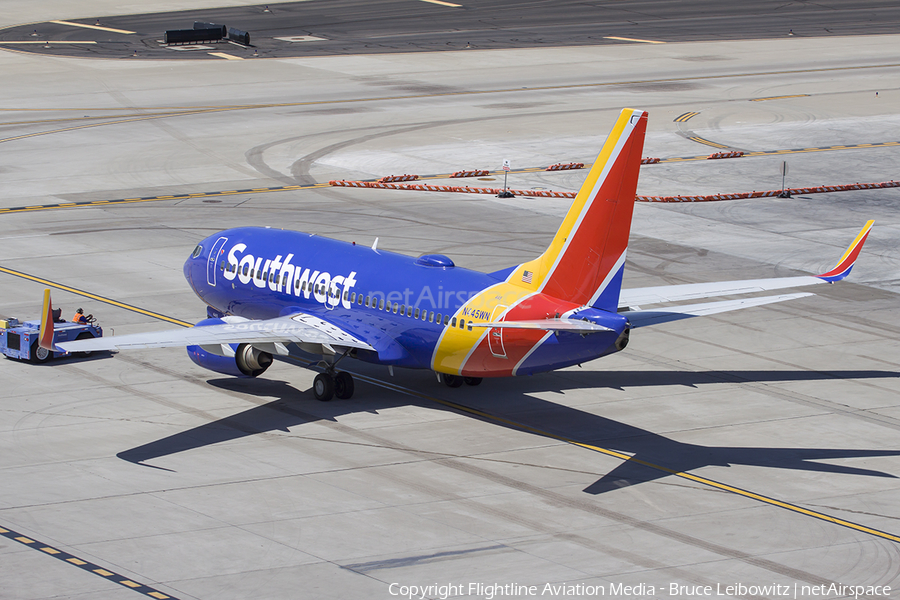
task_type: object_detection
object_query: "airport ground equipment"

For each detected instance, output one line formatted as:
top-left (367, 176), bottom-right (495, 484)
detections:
top-left (0, 315), bottom-right (102, 364)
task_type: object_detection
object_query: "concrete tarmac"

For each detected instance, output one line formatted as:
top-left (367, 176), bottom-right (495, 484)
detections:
top-left (1, 2), bottom-right (900, 599)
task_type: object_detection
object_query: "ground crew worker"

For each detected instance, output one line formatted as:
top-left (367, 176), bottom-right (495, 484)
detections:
top-left (72, 308), bottom-right (87, 324)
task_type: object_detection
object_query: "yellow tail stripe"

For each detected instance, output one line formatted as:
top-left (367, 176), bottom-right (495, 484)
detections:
top-left (514, 109), bottom-right (635, 290)
top-left (831, 220), bottom-right (874, 268)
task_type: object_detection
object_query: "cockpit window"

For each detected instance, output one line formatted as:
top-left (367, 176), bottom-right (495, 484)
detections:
top-left (192, 244), bottom-right (203, 258)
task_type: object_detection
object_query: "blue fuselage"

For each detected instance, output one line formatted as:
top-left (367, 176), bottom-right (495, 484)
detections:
top-left (183, 228), bottom-right (628, 375)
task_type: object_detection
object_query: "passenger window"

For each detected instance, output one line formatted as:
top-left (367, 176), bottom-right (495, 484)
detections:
top-left (365, 296), bottom-right (370, 307)
top-left (451, 317), bottom-right (457, 327)
top-left (414, 308), bottom-right (420, 319)
top-left (393, 303), bottom-right (399, 314)
top-left (242, 264), bottom-right (249, 276)
top-left (459, 318), bottom-right (465, 329)
top-left (295, 279), bottom-right (300, 290)
top-left (219, 261), bottom-right (225, 271)
top-left (443, 315), bottom-right (450, 326)
top-left (385, 301), bottom-right (391, 312)
top-left (351, 292), bottom-right (356, 303)
top-left (429, 311), bottom-right (434, 323)
top-left (358, 294), bottom-right (363, 305)
top-left (379, 299), bottom-right (385, 310)
top-left (400, 305), bottom-right (406, 316)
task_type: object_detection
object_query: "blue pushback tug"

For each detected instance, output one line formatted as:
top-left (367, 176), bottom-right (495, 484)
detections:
top-left (0, 313), bottom-right (102, 364)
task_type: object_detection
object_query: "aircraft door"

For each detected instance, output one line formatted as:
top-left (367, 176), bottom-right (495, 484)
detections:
top-left (488, 305), bottom-right (508, 358)
top-left (206, 237), bottom-right (228, 287)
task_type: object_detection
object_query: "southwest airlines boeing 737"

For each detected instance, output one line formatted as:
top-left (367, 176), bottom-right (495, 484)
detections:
top-left (44, 109), bottom-right (873, 401)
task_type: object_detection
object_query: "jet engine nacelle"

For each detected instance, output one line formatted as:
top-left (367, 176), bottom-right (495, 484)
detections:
top-left (186, 318), bottom-right (273, 378)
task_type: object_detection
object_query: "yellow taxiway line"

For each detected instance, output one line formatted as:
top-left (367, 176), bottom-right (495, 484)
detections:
top-left (751, 94), bottom-right (811, 102)
top-left (349, 373), bottom-right (900, 544)
top-left (0, 266), bottom-right (191, 327)
top-left (0, 525), bottom-right (177, 599)
top-left (49, 20), bottom-right (135, 35)
top-left (0, 139), bottom-right (896, 216)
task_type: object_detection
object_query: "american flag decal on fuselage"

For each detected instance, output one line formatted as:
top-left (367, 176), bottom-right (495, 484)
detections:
top-left (522, 270), bottom-right (533, 284)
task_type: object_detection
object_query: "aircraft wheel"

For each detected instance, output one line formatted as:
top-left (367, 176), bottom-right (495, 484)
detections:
top-left (75, 332), bottom-right (94, 357)
top-left (463, 377), bottom-right (483, 386)
top-left (30, 341), bottom-right (51, 364)
top-left (334, 372), bottom-right (355, 399)
top-left (313, 373), bottom-right (334, 401)
top-left (443, 374), bottom-right (463, 388)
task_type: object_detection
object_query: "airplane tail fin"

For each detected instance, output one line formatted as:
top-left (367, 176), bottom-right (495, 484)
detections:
top-left (39, 288), bottom-right (56, 351)
top-left (512, 108), bottom-right (648, 311)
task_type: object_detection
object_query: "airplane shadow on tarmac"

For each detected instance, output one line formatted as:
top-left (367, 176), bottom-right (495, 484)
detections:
top-left (116, 368), bottom-right (900, 494)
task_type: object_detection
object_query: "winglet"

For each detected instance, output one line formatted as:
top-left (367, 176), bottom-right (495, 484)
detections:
top-left (817, 220), bottom-right (874, 282)
top-left (39, 288), bottom-right (56, 351)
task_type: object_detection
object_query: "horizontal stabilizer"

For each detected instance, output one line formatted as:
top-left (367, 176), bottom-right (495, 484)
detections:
top-left (625, 293), bottom-right (813, 328)
top-left (468, 319), bottom-right (613, 333)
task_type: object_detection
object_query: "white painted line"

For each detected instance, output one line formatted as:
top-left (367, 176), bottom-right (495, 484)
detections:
top-left (604, 36), bottom-right (666, 44)
top-left (50, 20), bottom-right (135, 35)
top-left (165, 45), bottom-right (215, 51)
top-left (420, 0), bottom-right (462, 5)
top-left (208, 52), bottom-right (243, 60)
top-left (0, 40), bottom-right (97, 44)
top-left (274, 35), bottom-right (327, 43)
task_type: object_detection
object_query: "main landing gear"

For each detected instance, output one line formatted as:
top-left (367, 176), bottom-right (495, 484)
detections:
top-left (312, 348), bottom-right (356, 402)
top-left (442, 374), bottom-right (482, 388)
top-left (313, 370), bottom-right (354, 402)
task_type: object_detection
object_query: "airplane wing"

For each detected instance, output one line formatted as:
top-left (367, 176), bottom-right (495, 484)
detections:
top-left (620, 220), bottom-right (873, 308)
top-left (54, 313), bottom-right (375, 353)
